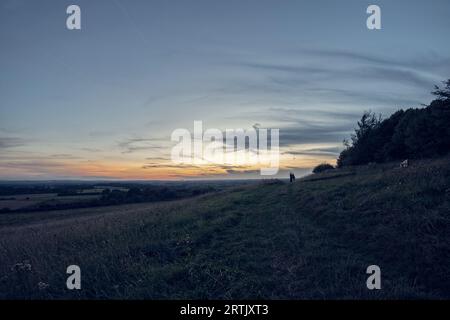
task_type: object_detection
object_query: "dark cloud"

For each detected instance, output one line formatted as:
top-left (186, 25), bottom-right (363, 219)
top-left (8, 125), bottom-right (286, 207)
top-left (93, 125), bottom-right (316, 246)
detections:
top-left (0, 160), bottom-right (66, 170)
top-left (241, 62), bottom-right (328, 77)
top-left (357, 66), bottom-right (433, 89)
top-left (0, 137), bottom-right (27, 149)
top-left (240, 60), bottom-right (435, 91)
top-left (305, 88), bottom-right (423, 107)
top-left (226, 49), bottom-right (448, 113)
top-left (50, 154), bottom-right (81, 159)
top-left (302, 48), bottom-right (450, 72)
top-left (278, 126), bottom-right (349, 147)
top-left (226, 169), bottom-right (260, 175)
top-left (226, 107), bottom-right (355, 147)
top-left (265, 107), bottom-right (362, 124)
top-left (142, 163), bottom-right (201, 169)
top-left (80, 147), bottom-right (102, 153)
top-left (117, 138), bottom-right (167, 154)
top-left (145, 156), bottom-right (171, 161)
top-left (283, 146), bottom-right (342, 157)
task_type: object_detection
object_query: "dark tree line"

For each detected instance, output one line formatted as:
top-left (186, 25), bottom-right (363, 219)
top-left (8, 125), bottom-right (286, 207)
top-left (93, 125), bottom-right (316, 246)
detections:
top-left (1, 185), bottom-right (216, 214)
top-left (337, 80), bottom-right (450, 167)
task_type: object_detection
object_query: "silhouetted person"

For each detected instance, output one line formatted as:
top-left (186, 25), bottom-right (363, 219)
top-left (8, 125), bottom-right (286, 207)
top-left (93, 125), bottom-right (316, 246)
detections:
top-left (289, 172), bottom-right (296, 183)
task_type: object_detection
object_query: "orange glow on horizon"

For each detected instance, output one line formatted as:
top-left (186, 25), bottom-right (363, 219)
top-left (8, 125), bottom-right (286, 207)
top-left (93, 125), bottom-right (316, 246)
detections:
top-left (0, 146), bottom-right (338, 180)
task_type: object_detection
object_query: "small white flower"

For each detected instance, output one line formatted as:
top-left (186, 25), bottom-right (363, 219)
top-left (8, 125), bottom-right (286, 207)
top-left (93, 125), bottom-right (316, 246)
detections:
top-left (38, 282), bottom-right (49, 290)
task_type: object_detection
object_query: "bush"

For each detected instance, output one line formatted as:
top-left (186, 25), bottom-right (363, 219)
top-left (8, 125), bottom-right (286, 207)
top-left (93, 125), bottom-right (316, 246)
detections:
top-left (313, 163), bottom-right (335, 174)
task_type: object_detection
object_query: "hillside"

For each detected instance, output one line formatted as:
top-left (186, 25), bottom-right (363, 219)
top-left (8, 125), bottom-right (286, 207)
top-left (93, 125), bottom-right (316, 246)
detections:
top-left (1, 156), bottom-right (449, 299)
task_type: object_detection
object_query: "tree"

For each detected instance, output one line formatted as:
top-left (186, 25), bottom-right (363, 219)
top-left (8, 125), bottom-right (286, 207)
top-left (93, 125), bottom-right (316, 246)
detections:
top-left (337, 111), bottom-right (381, 166)
top-left (431, 79), bottom-right (450, 101)
top-left (337, 79), bottom-right (450, 167)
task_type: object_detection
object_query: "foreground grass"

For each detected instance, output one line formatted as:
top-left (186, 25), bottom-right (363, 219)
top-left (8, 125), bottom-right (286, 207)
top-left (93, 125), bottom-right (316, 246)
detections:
top-left (0, 157), bottom-right (449, 299)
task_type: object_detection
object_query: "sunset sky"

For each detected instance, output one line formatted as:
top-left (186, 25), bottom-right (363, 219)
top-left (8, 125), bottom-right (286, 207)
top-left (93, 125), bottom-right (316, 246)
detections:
top-left (1, 0), bottom-right (450, 180)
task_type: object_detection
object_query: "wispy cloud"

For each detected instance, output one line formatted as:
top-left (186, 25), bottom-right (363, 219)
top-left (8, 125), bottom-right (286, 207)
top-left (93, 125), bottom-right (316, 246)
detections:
top-left (117, 138), bottom-right (168, 154)
top-left (50, 154), bottom-right (82, 160)
top-left (301, 48), bottom-right (450, 73)
top-left (0, 137), bottom-right (27, 149)
top-left (80, 147), bottom-right (103, 153)
top-left (238, 59), bottom-right (437, 91)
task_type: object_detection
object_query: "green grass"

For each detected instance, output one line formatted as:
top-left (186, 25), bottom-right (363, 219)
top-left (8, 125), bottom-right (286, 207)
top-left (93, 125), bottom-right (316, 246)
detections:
top-left (0, 157), bottom-right (449, 299)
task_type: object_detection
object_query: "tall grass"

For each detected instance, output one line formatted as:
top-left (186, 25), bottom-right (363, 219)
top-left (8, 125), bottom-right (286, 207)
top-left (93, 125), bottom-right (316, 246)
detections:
top-left (0, 157), bottom-right (449, 299)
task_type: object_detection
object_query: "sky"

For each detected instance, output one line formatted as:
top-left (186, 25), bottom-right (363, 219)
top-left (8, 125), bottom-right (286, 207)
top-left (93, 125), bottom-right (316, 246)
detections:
top-left (1, 0), bottom-right (450, 180)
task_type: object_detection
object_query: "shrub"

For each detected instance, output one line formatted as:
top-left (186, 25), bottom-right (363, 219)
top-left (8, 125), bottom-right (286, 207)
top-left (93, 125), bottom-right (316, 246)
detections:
top-left (313, 163), bottom-right (334, 174)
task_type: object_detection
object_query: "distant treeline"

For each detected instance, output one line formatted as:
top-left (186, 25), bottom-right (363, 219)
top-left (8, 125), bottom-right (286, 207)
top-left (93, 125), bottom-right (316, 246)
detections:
top-left (0, 184), bottom-right (218, 213)
top-left (33, 186), bottom-right (215, 212)
top-left (338, 80), bottom-right (450, 167)
top-left (0, 185), bottom-right (81, 196)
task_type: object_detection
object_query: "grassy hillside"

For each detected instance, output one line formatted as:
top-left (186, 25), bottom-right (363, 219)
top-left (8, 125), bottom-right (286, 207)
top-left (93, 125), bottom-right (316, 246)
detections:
top-left (0, 156), bottom-right (449, 299)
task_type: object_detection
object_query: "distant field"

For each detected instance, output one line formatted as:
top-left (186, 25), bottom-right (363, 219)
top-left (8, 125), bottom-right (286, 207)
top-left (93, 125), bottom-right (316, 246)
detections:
top-left (0, 193), bottom-right (57, 210)
top-left (0, 182), bottom-right (234, 213)
top-left (0, 193), bottom-right (101, 211)
top-left (0, 157), bottom-right (449, 299)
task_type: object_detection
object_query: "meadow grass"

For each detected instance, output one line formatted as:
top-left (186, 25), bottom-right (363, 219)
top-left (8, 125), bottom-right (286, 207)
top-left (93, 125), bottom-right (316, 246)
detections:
top-left (0, 157), bottom-right (449, 299)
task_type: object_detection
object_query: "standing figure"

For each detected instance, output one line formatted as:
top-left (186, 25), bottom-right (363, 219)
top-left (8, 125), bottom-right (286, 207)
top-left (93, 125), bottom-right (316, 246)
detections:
top-left (289, 172), bottom-right (296, 183)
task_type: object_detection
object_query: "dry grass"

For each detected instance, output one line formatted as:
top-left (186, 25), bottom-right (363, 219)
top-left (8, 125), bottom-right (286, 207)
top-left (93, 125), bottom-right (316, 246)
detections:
top-left (0, 157), bottom-right (449, 299)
